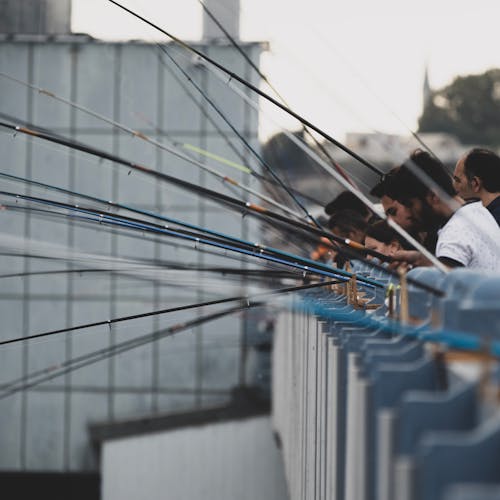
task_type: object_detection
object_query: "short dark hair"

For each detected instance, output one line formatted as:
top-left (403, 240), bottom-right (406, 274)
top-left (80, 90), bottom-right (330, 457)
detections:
top-left (365, 220), bottom-right (407, 247)
top-left (463, 148), bottom-right (500, 193)
top-left (328, 209), bottom-right (368, 234)
top-left (325, 191), bottom-right (370, 217)
top-left (389, 149), bottom-right (455, 204)
top-left (370, 167), bottom-right (399, 198)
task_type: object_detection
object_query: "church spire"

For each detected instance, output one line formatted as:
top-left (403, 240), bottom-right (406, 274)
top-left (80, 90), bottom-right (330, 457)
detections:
top-left (423, 63), bottom-right (432, 108)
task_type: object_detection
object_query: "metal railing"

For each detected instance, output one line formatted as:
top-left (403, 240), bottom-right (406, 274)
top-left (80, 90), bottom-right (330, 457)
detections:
top-left (272, 266), bottom-right (500, 500)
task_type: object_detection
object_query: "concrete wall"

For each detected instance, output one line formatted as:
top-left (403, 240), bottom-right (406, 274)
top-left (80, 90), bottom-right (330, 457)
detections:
top-left (102, 416), bottom-right (288, 500)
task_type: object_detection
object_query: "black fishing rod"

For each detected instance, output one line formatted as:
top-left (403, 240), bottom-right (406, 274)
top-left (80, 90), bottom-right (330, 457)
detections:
top-left (0, 303), bottom-right (259, 399)
top-left (157, 44), bottom-right (320, 227)
top-left (0, 80), bottom-right (323, 209)
top-left (197, 0), bottom-right (357, 189)
top-left (0, 121), bottom-right (389, 262)
top-left (154, 50), bottom-right (324, 208)
top-left (0, 279), bottom-right (339, 348)
top-left (0, 267), bottom-right (298, 282)
top-left (107, 0), bottom-right (383, 178)
top-left (0, 278), bottom-right (341, 396)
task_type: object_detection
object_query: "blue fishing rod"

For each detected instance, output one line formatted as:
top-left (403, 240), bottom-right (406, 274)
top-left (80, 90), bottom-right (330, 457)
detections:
top-left (0, 169), bottom-right (392, 278)
top-left (0, 174), bottom-right (443, 295)
top-left (2, 192), bottom-right (375, 286)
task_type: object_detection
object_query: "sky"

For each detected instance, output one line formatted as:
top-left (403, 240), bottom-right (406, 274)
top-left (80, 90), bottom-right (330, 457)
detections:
top-left (72, 0), bottom-right (500, 141)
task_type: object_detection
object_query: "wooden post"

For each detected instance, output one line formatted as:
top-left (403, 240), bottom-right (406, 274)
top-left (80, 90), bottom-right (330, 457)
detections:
top-left (398, 267), bottom-right (409, 324)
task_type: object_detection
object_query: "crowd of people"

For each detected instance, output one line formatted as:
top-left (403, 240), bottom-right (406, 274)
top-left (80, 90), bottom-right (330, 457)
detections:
top-left (314, 148), bottom-right (500, 272)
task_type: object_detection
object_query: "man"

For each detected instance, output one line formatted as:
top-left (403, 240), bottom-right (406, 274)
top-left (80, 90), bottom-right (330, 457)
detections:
top-left (324, 191), bottom-right (373, 222)
top-left (370, 166), bottom-right (437, 252)
top-left (371, 168), bottom-right (414, 229)
top-left (389, 149), bottom-right (500, 270)
top-left (328, 209), bottom-right (368, 244)
top-left (453, 148), bottom-right (500, 225)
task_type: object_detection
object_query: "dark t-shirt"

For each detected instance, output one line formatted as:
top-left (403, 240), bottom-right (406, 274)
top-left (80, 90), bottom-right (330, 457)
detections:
top-left (486, 195), bottom-right (500, 226)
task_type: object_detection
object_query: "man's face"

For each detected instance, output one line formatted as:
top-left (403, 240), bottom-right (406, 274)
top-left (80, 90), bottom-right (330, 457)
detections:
top-left (401, 195), bottom-right (444, 232)
top-left (381, 195), bottom-right (415, 231)
top-left (453, 157), bottom-right (476, 200)
top-left (330, 225), bottom-right (364, 244)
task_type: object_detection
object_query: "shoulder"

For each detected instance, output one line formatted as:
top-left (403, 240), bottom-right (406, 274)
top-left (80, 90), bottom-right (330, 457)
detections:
top-left (445, 201), bottom-right (497, 230)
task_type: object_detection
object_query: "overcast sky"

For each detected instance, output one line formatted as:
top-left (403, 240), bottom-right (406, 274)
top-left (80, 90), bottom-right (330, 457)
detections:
top-left (72, 0), bottom-right (500, 141)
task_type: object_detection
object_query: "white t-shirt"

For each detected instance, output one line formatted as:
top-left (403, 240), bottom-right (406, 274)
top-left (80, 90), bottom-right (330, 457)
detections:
top-left (436, 202), bottom-right (500, 271)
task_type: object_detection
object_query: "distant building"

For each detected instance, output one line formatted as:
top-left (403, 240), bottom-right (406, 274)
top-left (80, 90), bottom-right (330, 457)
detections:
top-left (344, 131), bottom-right (468, 168)
top-left (0, 0), bottom-right (268, 486)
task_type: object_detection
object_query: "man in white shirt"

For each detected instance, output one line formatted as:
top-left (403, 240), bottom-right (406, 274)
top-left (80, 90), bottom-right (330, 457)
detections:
top-left (435, 201), bottom-right (499, 270)
top-left (452, 148), bottom-right (500, 226)
top-left (386, 150), bottom-right (500, 271)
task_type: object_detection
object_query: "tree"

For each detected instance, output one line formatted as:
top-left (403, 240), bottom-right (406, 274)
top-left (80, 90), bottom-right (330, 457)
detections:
top-left (418, 68), bottom-right (500, 147)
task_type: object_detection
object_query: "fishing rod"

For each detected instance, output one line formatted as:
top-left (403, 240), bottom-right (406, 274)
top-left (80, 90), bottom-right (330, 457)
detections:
top-left (1, 197), bottom-right (377, 287)
top-left (0, 214), bottom-right (294, 294)
top-left (131, 61), bottom-right (323, 207)
top-left (2, 196), bottom-right (445, 296)
top-left (0, 266), bottom-right (298, 282)
top-left (1, 156), bottom-right (446, 295)
top-left (197, 0), bottom-right (357, 189)
top-left (0, 171), bottom-right (388, 291)
top-left (0, 196), bottom-right (307, 280)
top-left (112, 1), bottom-right (454, 265)
top-left (0, 281), bottom-right (339, 398)
top-left (106, 0), bottom-right (383, 178)
top-left (0, 74), bottom-right (301, 219)
top-left (207, 66), bottom-right (449, 272)
top-left (0, 171), bottom-right (304, 261)
top-left (0, 74), bottom-right (323, 206)
top-left (0, 302), bottom-right (259, 400)
top-left (0, 227), bottom-right (273, 275)
top-left (0, 127), bottom-right (448, 289)
top-left (1, 147), bottom-right (444, 294)
top-left (156, 44), bottom-right (320, 228)
top-left (0, 121), bottom-right (391, 263)
top-left (0, 279), bottom-right (339, 348)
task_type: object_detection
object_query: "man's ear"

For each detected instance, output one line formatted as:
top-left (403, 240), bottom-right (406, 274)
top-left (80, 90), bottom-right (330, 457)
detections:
top-left (471, 176), bottom-right (482, 193)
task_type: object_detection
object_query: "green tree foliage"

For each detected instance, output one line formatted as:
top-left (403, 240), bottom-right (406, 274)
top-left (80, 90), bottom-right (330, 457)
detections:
top-left (418, 68), bottom-right (500, 147)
